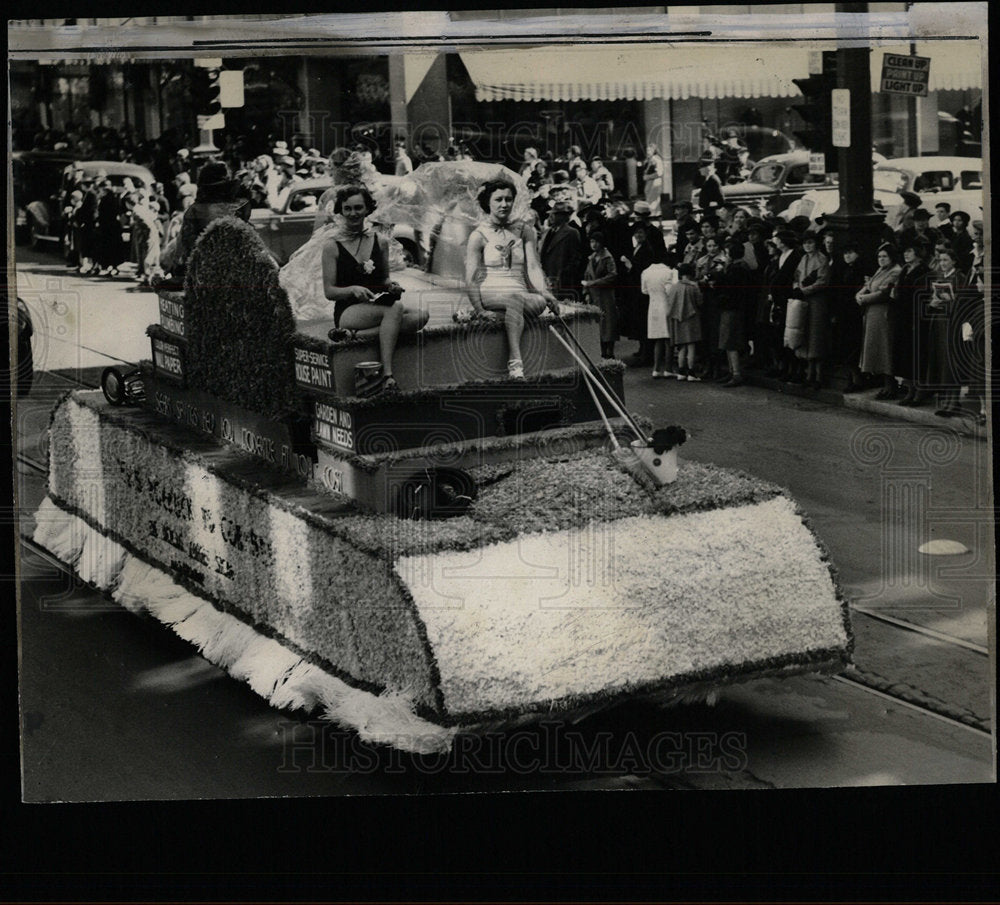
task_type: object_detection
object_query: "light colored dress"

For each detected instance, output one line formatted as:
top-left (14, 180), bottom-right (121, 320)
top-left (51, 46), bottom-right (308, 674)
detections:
top-left (476, 222), bottom-right (530, 295)
top-left (641, 262), bottom-right (677, 340)
top-left (859, 263), bottom-right (901, 374)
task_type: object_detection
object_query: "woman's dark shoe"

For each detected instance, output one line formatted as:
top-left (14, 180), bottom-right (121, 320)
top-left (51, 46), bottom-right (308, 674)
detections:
top-left (721, 376), bottom-right (745, 388)
top-left (874, 389), bottom-right (893, 400)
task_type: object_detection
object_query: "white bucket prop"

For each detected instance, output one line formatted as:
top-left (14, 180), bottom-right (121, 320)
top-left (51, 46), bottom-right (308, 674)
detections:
top-left (630, 439), bottom-right (679, 485)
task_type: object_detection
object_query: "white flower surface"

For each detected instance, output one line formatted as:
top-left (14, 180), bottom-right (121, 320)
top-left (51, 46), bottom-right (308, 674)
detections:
top-left (398, 496), bottom-right (847, 716)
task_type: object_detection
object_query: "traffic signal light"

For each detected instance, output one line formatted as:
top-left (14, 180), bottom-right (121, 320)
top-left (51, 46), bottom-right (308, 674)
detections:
top-left (190, 67), bottom-right (222, 117)
top-left (792, 51), bottom-right (837, 170)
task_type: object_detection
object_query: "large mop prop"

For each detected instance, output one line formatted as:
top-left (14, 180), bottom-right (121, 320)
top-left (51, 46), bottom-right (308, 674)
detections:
top-left (547, 316), bottom-right (685, 486)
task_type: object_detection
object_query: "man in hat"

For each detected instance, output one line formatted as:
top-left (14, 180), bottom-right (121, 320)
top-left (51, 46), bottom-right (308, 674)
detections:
top-left (165, 161), bottom-right (251, 284)
top-left (540, 199), bottom-right (584, 303)
top-left (890, 190), bottom-right (922, 233)
top-left (897, 208), bottom-right (941, 253)
top-left (630, 200), bottom-right (667, 263)
top-left (696, 157), bottom-right (725, 213)
top-left (669, 199), bottom-right (698, 263)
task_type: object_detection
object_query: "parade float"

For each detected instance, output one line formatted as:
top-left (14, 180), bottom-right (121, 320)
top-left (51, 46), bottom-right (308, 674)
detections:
top-left (31, 163), bottom-right (852, 753)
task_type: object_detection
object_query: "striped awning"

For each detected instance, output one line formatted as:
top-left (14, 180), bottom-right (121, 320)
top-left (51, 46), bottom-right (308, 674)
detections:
top-left (461, 41), bottom-right (982, 103)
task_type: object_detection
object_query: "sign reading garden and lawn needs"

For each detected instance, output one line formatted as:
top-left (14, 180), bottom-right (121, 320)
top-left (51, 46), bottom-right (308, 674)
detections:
top-left (881, 53), bottom-right (930, 96)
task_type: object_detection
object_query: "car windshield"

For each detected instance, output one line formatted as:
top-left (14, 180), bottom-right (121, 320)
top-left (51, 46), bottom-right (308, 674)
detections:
top-left (749, 162), bottom-right (784, 186)
top-left (107, 174), bottom-right (146, 189)
top-left (873, 168), bottom-right (908, 193)
top-left (288, 188), bottom-right (325, 212)
top-left (784, 164), bottom-right (827, 187)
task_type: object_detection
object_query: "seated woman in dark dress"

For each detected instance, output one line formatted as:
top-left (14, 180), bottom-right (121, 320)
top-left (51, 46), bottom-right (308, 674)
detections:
top-left (321, 185), bottom-right (428, 393)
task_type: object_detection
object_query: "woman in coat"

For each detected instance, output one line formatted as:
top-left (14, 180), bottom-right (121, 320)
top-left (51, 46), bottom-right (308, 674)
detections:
top-left (923, 245), bottom-right (972, 418)
top-left (695, 234), bottom-right (726, 379)
top-left (716, 239), bottom-right (754, 387)
top-left (792, 231), bottom-right (832, 390)
top-left (891, 239), bottom-right (931, 406)
top-left (856, 243), bottom-right (902, 398)
top-left (665, 262), bottom-right (703, 380)
top-left (95, 178), bottom-right (126, 276)
top-left (831, 241), bottom-right (869, 393)
top-left (581, 232), bottom-right (619, 359)
top-left (621, 222), bottom-right (656, 364)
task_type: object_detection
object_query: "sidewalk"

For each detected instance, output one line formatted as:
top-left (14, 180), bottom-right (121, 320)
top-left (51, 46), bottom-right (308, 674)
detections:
top-left (740, 368), bottom-right (988, 440)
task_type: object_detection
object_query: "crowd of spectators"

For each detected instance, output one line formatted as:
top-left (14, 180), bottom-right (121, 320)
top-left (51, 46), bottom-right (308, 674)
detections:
top-left (30, 121), bottom-right (986, 424)
top-left (530, 176), bottom-right (985, 425)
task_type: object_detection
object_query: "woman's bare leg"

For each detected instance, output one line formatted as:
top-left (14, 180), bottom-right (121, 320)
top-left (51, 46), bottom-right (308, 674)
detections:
top-left (483, 293), bottom-right (547, 365)
top-left (378, 301), bottom-right (404, 376)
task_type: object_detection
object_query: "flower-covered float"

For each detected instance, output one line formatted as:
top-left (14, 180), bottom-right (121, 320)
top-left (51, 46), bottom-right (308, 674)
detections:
top-left (32, 165), bottom-right (852, 753)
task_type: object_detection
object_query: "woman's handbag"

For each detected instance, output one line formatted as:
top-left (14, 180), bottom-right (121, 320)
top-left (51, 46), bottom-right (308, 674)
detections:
top-left (783, 296), bottom-right (809, 356)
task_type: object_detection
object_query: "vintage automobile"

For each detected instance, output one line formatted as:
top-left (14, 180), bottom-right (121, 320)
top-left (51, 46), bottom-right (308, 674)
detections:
top-left (250, 178), bottom-right (422, 266)
top-left (781, 155), bottom-right (983, 224)
top-left (693, 150), bottom-right (832, 215)
top-left (12, 150), bottom-right (78, 246)
top-left (17, 158), bottom-right (156, 251)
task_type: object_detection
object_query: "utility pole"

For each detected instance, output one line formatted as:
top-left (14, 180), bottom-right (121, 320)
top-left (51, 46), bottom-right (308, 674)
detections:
top-left (905, 1), bottom-right (919, 156)
top-left (824, 2), bottom-right (886, 272)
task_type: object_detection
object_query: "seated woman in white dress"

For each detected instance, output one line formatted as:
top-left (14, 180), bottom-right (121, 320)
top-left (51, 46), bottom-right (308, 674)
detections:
top-left (464, 179), bottom-right (560, 379)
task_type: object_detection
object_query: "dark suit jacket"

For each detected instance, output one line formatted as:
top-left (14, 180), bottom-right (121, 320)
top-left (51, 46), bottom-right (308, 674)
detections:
top-left (698, 174), bottom-right (725, 211)
top-left (540, 223), bottom-right (583, 299)
top-left (765, 248), bottom-right (802, 322)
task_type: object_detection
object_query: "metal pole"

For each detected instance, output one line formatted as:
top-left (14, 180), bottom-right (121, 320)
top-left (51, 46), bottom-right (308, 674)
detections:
top-left (824, 2), bottom-right (886, 273)
top-left (906, 1), bottom-right (919, 156)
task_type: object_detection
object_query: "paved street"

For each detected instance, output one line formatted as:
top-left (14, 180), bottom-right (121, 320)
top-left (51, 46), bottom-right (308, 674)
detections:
top-left (13, 246), bottom-right (995, 798)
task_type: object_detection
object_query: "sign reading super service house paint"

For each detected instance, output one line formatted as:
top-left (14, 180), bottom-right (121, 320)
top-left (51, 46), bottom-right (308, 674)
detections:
top-left (880, 53), bottom-right (930, 96)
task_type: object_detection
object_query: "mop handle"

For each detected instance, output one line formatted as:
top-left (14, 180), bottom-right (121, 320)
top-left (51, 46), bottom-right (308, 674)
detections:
top-left (579, 360), bottom-right (620, 449)
top-left (551, 313), bottom-right (643, 431)
top-left (547, 325), bottom-right (648, 443)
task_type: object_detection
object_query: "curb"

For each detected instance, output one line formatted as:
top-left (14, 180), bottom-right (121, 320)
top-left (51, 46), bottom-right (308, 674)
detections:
top-left (740, 372), bottom-right (988, 440)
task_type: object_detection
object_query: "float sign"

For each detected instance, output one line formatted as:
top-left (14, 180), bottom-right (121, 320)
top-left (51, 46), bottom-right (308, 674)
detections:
top-left (881, 53), bottom-right (930, 97)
